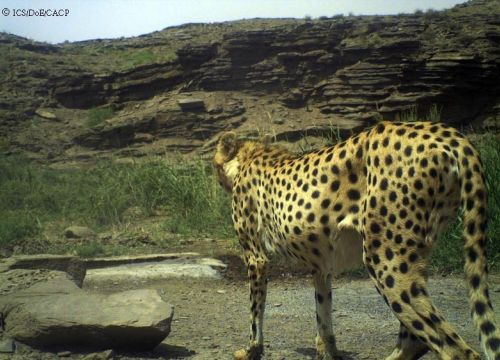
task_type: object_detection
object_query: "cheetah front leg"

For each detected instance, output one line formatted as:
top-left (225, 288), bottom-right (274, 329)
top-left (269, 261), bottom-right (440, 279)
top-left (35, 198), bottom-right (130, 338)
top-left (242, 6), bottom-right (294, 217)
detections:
top-left (313, 272), bottom-right (342, 360)
top-left (234, 255), bottom-right (268, 360)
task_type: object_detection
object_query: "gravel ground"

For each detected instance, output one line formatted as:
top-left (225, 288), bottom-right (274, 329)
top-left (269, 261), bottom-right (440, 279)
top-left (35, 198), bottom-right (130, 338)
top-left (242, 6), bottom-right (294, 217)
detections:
top-left (5, 266), bottom-right (500, 360)
top-left (85, 273), bottom-right (500, 360)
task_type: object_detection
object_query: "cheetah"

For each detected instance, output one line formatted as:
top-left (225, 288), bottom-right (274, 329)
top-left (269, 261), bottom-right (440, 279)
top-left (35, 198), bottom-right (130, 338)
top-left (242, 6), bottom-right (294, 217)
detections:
top-left (213, 121), bottom-right (500, 360)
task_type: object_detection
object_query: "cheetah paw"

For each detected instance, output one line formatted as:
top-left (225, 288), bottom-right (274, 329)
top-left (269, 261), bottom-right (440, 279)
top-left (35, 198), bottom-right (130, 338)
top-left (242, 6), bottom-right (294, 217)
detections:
top-left (233, 342), bottom-right (263, 360)
top-left (316, 336), bottom-right (343, 360)
top-left (317, 352), bottom-right (344, 360)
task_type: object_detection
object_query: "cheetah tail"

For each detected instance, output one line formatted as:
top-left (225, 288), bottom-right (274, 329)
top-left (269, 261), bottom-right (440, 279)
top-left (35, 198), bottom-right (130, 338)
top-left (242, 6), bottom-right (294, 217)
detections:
top-left (461, 160), bottom-right (500, 360)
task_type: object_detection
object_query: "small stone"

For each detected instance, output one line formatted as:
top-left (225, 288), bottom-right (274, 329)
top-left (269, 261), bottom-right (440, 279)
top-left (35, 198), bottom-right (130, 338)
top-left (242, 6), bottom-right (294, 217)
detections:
top-left (208, 105), bottom-right (223, 114)
top-left (134, 133), bottom-right (154, 143)
top-left (63, 226), bottom-right (96, 239)
top-left (35, 108), bottom-right (57, 120)
top-left (272, 118), bottom-right (285, 125)
top-left (217, 289), bottom-right (226, 294)
top-left (273, 303), bottom-right (283, 307)
top-left (82, 349), bottom-right (114, 360)
top-left (57, 350), bottom-right (72, 357)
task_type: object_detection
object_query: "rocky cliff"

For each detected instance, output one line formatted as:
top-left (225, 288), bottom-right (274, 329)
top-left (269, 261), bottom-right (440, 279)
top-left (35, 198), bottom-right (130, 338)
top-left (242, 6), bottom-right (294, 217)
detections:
top-left (0, 0), bottom-right (498, 162)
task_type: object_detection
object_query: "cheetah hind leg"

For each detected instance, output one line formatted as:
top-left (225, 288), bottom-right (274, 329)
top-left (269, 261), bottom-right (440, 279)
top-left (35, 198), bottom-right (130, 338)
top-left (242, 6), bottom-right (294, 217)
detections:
top-left (313, 273), bottom-right (343, 360)
top-left (385, 324), bottom-right (429, 360)
top-left (233, 341), bottom-right (263, 360)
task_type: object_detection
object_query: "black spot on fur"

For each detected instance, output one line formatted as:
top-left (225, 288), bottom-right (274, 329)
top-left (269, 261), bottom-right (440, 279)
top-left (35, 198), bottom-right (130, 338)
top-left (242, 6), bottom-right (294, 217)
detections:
top-left (376, 123), bottom-right (385, 133)
top-left (392, 301), bottom-right (402, 313)
top-left (481, 321), bottom-right (496, 335)
top-left (316, 293), bottom-right (324, 304)
top-left (487, 337), bottom-right (500, 351)
top-left (370, 222), bottom-right (381, 234)
top-left (308, 233), bottom-right (318, 242)
top-left (380, 179), bottom-right (388, 191)
top-left (386, 275), bottom-right (395, 288)
top-left (347, 189), bottom-right (361, 200)
top-left (468, 248), bottom-right (478, 263)
top-left (475, 301), bottom-right (486, 316)
top-left (412, 320), bottom-right (424, 331)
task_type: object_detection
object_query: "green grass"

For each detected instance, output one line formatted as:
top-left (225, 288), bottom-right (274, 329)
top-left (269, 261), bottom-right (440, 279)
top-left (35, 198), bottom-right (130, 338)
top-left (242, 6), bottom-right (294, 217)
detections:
top-left (0, 156), bottom-right (232, 251)
top-left (430, 134), bottom-right (500, 272)
top-left (0, 132), bottom-right (498, 271)
top-left (86, 107), bottom-right (114, 128)
top-left (74, 240), bottom-right (105, 258)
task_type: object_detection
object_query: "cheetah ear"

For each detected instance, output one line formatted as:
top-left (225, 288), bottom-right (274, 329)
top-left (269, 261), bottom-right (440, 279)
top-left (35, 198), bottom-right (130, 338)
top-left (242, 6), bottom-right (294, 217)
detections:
top-left (261, 133), bottom-right (275, 146)
top-left (218, 131), bottom-right (238, 157)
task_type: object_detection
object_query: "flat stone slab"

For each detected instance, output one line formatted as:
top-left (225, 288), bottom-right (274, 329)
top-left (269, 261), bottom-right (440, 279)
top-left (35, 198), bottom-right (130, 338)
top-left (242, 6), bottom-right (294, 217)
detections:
top-left (84, 256), bottom-right (226, 285)
top-left (177, 98), bottom-right (205, 110)
top-left (0, 254), bottom-right (86, 287)
top-left (84, 252), bottom-right (201, 269)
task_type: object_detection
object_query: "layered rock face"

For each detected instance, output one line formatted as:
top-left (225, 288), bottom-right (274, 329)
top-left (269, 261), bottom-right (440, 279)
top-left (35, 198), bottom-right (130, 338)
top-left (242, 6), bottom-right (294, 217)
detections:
top-left (0, 0), bottom-right (498, 159)
top-left (188, 12), bottom-right (499, 124)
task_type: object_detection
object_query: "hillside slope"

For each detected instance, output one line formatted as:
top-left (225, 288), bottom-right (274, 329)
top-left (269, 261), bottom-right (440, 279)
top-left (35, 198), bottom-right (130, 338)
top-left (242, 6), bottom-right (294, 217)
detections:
top-left (0, 0), bottom-right (498, 163)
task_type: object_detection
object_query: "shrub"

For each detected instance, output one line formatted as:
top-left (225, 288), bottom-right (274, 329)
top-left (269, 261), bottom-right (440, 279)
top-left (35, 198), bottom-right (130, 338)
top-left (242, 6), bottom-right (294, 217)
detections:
top-left (86, 107), bottom-right (114, 127)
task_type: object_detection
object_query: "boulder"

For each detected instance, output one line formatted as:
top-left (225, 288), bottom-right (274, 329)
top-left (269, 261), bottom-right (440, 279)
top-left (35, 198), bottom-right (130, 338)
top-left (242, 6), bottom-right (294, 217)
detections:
top-left (0, 255), bottom-right (173, 350)
top-left (0, 274), bottom-right (173, 350)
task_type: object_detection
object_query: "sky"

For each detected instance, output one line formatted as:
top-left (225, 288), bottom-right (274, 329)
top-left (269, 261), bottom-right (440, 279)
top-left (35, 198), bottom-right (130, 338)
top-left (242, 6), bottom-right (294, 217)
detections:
top-left (0, 0), bottom-right (467, 44)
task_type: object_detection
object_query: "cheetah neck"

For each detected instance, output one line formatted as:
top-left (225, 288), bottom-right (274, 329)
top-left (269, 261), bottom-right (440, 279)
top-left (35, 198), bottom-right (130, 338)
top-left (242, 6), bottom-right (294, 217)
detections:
top-left (223, 157), bottom-right (240, 188)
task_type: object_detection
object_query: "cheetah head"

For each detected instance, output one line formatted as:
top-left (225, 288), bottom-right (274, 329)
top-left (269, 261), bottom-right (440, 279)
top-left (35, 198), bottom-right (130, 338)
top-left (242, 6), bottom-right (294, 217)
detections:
top-left (213, 132), bottom-right (241, 192)
top-left (214, 132), bottom-right (276, 192)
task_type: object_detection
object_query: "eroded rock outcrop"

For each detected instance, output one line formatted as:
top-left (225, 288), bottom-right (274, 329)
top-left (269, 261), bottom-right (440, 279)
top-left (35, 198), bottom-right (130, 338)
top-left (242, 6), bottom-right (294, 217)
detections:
top-left (0, 0), bottom-right (498, 158)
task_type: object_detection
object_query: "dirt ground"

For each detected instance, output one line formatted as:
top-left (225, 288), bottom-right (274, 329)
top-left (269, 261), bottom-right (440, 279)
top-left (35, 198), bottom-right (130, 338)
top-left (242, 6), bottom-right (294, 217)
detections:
top-left (79, 270), bottom-right (500, 360)
top-left (5, 253), bottom-right (500, 360)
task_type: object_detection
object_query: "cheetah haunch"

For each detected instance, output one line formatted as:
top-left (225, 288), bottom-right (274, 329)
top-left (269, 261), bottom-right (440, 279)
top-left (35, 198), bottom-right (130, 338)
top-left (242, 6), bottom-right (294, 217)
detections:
top-left (213, 121), bottom-right (500, 360)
